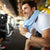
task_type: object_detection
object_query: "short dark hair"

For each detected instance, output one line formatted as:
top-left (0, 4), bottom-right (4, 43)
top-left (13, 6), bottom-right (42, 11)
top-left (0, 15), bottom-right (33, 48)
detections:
top-left (22, 1), bottom-right (37, 10)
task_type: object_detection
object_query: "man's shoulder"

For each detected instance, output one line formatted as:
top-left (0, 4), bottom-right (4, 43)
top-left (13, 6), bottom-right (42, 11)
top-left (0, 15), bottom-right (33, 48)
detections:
top-left (38, 13), bottom-right (50, 31)
top-left (38, 13), bottom-right (50, 21)
top-left (39, 13), bottom-right (50, 17)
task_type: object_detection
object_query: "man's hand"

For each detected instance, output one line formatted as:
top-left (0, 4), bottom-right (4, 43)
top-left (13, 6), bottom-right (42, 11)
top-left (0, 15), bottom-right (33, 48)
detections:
top-left (19, 25), bottom-right (28, 36)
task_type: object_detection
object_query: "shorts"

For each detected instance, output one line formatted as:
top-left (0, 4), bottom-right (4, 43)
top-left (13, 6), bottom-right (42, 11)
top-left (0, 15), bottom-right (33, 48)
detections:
top-left (35, 31), bottom-right (42, 37)
top-left (35, 31), bottom-right (43, 49)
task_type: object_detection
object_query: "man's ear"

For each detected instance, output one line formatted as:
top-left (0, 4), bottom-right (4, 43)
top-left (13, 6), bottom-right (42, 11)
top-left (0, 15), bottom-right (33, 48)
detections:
top-left (32, 7), bottom-right (36, 12)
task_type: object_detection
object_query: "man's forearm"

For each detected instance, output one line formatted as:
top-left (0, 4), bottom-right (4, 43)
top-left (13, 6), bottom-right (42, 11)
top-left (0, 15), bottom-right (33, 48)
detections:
top-left (30, 35), bottom-right (50, 47)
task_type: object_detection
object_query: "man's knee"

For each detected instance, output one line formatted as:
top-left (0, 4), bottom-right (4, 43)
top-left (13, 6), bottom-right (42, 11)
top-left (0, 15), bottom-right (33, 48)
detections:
top-left (25, 39), bottom-right (32, 46)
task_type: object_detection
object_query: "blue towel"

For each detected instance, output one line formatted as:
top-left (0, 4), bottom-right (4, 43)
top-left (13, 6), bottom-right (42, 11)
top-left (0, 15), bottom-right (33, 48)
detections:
top-left (23, 10), bottom-right (40, 32)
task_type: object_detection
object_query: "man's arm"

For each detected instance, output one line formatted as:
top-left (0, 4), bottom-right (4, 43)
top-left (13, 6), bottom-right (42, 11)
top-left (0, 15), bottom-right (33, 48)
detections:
top-left (19, 25), bottom-right (28, 36)
top-left (19, 26), bottom-right (50, 47)
top-left (30, 28), bottom-right (50, 47)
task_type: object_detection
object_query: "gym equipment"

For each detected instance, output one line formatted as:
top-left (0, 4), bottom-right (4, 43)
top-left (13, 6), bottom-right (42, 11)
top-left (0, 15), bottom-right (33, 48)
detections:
top-left (0, 14), bottom-right (14, 37)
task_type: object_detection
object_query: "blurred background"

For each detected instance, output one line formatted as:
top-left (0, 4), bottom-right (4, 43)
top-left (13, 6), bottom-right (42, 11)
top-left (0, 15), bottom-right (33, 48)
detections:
top-left (0, 0), bottom-right (50, 50)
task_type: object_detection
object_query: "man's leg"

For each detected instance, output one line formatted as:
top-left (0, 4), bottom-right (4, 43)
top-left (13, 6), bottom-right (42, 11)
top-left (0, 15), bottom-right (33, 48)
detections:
top-left (25, 39), bottom-right (40, 50)
top-left (41, 47), bottom-right (50, 50)
top-left (25, 39), bottom-right (50, 50)
top-left (0, 38), bottom-right (3, 46)
top-left (0, 38), bottom-right (3, 42)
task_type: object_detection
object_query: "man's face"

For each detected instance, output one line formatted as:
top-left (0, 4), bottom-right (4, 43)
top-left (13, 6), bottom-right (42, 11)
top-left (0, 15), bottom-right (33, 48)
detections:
top-left (22, 4), bottom-right (34, 19)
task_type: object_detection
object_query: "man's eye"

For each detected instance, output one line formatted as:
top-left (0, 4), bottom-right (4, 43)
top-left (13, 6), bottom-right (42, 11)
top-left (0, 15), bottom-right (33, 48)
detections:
top-left (24, 7), bottom-right (27, 9)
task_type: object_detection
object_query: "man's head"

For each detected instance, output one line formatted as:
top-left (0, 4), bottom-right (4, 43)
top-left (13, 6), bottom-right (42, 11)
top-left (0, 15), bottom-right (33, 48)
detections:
top-left (22, 1), bottom-right (37, 19)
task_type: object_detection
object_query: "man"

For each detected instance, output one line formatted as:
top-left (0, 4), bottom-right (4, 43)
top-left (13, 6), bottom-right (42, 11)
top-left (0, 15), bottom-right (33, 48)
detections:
top-left (19, 1), bottom-right (50, 50)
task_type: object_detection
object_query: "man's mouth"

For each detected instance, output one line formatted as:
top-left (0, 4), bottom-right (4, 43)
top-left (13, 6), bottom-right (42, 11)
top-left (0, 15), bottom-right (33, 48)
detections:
top-left (24, 14), bottom-right (28, 16)
top-left (24, 13), bottom-right (28, 15)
